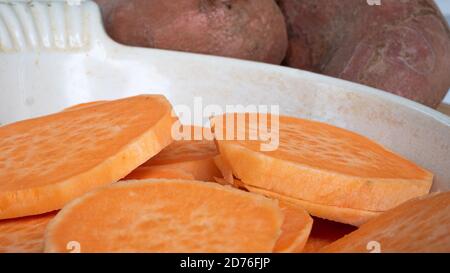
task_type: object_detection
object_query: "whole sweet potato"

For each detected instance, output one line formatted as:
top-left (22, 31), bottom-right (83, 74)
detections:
top-left (278, 0), bottom-right (450, 108)
top-left (95, 0), bottom-right (288, 64)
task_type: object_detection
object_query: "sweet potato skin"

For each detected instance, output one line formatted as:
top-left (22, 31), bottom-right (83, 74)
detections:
top-left (96, 0), bottom-right (288, 64)
top-left (278, 0), bottom-right (450, 108)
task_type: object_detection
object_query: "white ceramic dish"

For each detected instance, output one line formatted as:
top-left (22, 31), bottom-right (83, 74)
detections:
top-left (0, 0), bottom-right (449, 191)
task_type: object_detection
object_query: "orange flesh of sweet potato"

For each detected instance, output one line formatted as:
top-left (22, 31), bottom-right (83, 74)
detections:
top-left (141, 126), bottom-right (221, 181)
top-left (3, 99), bottom-right (442, 253)
top-left (273, 202), bottom-right (313, 253)
top-left (124, 166), bottom-right (195, 180)
top-left (302, 218), bottom-right (357, 253)
top-left (44, 180), bottom-right (283, 253)
top-left (322, 192), bottom-right (450, 253)
top-left (213, 113), bottom-right (432, 212)
top-left (244, 185), bottom-right (380, 226)
top-left (0, 212), bottom-right (56, 253)
top-left (0, 95), bottom-right (176, 219)
top-left (153, 158), bottom-right (221, 182)
top-left (143, 125), bottom-right (217, 165)
top-left (210, 180), bottom-right (314, 252)
top-left (207, 178), bottom-right (314, 253)
top-left (210, 178), bottom-right (313, 252)
top-left (213, 155), bottom-right (235, 185)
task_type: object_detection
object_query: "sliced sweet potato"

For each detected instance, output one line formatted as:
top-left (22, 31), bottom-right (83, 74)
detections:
top-left (302, 218), bottom-right (356, 253)
top-left (210, 180), bottom-right (314, 252)
top-left (44, 180), bottom-right (283, 253)
top-left (0, 212), bottom-right (56, 253)
top-left (124, 166), bottom-right (195, 180)
top-left (322, 192), bottom-right (450, 253)
top-left (141, 126), bottom-right (220, 181)
top-left (144, 125), bottom-right (216, 165)
top-left (150, 159), bottom-right (221, 182)
top-left (213, 113), bottom-right (432, 212)
top-left (0, 95), bottom-right (176, 219)
top-left (273, 202), bottom-right (313, 253)
top-left (245, 185), bottom-right (380, 226)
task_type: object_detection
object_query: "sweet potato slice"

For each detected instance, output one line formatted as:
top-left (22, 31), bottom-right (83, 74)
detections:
top-left (141, 126), bottom-right (221, 181)
top-left (151, 159), bottom-right (221, 182)
top-left (210, 181), bottom-right (313, 252)
top-left (44, 180), bottom-right (283, 253)
top-left (322, 192), bottom-right (450, 253)
top-left (213, 113), bottom-right (432, 212)
top-left (213, 155), bottom-right (240, 187)
top-left (302, 218), bottom-right (356, 253)
top-left (0, 212), bottom-right (56, 253)
top-left (245, 185), bottom-right (381, 226)
top-left (144, 125), bottom-right (217, 165)
top-left (124, 166), bottom-right (195, 180)
top-left (273, 202), bottom-right (313, 253)
top-left (0, 95), bottom-right (177, 219)
top-left (212, 179), bottom-right (314, 253)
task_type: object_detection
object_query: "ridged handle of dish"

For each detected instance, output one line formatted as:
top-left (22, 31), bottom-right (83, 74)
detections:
top-left (0, 0), bottom-right (104, 51)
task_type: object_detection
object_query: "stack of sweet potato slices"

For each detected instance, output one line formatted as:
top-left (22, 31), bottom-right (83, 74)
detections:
top-left (0, 96), bottom-right (447, 253)
top-left (0, 95), bottom-right (178, 252)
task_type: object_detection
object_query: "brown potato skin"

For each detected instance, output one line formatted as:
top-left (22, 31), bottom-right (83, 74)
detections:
top-left (95, 0), bottom-right (288, 64)
top-left (278, 0), bottom-right (450, 108)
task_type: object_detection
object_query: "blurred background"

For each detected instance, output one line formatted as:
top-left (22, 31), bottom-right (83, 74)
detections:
top-left (436, 0), bottom-right (450, 105)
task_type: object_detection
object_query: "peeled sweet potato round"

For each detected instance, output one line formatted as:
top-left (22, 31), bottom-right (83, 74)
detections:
top-left (96, 0), bottom-right (288, 64)
top-left (277, 0), bottom-right (450, 108)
